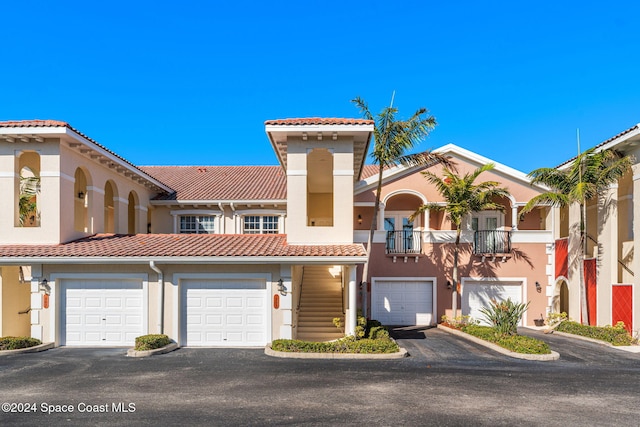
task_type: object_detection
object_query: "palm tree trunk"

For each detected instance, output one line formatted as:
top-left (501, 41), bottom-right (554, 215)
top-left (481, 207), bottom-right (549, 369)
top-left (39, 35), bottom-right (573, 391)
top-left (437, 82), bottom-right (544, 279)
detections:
top-left (361, 167), bottom-right (385, 318)
top-left (452, 228), bottom-right (461, 320)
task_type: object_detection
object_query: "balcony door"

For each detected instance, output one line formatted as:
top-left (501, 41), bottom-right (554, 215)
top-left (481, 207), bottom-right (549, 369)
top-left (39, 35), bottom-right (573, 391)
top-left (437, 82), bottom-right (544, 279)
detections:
top-left (472, 211), bottom-right (506, 254)
top-left (385, 212), bottom-right (420, 254)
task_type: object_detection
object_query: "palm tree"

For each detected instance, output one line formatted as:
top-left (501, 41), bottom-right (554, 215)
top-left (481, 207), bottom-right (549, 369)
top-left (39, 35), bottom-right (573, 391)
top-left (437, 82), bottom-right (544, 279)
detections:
top-left (19, 174), bottom-right (40, 226)
top-left (352, 95), bottom-right (452, 305)
top-left (411, 163), bottom-right (510, 320)
top-left (520, 147), bottom-right (632, 324)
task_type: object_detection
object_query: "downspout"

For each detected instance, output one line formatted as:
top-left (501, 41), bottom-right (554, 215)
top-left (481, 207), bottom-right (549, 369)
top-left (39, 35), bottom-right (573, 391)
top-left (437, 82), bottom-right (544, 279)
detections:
top-left (149, 261), bottom-right (164, 334)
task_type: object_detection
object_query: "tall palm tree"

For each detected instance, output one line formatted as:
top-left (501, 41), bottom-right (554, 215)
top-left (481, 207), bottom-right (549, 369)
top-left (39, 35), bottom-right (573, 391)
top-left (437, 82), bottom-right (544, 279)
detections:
top-left (352, 95), bottom-right (452, 306)
top-left (411, 163), bottom-right (510, 320)
top-left (520, 147), bottom-right (632, 324)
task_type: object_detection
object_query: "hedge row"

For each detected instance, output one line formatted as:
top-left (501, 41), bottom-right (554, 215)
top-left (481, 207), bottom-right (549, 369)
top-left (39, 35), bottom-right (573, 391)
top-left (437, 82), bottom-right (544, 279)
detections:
top-left (461, 325), bottom-right (551, 354)
top-left (0, 336), bottom-right (42, 350)
top-left (271, 337), bottom-right (399, 354)
top-left (556, 321), bottom-right (635, 346)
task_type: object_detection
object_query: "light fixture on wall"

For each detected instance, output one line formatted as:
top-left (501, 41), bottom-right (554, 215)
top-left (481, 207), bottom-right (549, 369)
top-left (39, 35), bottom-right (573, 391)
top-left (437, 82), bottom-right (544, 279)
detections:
top-left (535, 281), bottom-right (542, 293)
top-left (446, 280), bottom-right (452, 290)
top-left (357, 214), bottom-right (362, 225)
top-left (277, 278), bottom-right (286, 295)
top-left (39, 278), bottom-right (51, 294)
top-left (77, 191), bottom-right (85, 199)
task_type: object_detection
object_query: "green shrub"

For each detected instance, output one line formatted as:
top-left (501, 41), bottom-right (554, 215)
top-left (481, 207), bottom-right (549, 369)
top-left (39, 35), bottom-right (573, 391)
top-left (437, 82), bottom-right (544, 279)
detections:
top-left (334, 315), bottom-right (387, 341)
top-left (479, 298), bottom-right (529, 336)
top-left (0, 336), bottom-right (42, 350)
top-left (461, 325), bottom-right (551, 354)
top-left (271, 337), bottom-right (399, 354)
top-left (134, 334), bottom-right (171, 351)
top-left (368, 326), bottom-right (390, 340)
top-left (441, 314), bottom-right (477, 329)
top-left (556, 321), bottom-right (635, 346)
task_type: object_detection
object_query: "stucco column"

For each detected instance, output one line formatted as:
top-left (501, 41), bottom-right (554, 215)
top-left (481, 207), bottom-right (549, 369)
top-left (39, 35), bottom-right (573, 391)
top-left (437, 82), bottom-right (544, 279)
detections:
top-left (597, 184), bottom-right (618, 326)
top-left (511, 205), bottom-right (519, 230)
top-left (346, 265), bottom-right (357, 336)
top-left (632, 165), bottom-right (640, 333)
top-left (567, 202), bottom-right (582, 320)
top-left (278, 266), bottom-right (293, 340)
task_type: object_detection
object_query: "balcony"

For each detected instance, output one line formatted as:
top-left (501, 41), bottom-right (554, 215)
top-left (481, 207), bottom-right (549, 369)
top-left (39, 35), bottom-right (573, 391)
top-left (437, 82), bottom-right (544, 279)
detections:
top-left (385, 230), bottom-right (422, 255)
top-left (473, 230), bottom-right (511, 254)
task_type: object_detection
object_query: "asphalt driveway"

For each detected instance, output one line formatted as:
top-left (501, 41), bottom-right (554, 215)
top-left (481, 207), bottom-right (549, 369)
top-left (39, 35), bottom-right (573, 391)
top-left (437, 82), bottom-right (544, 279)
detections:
top-left (0, 329), bottom-right (639, 426)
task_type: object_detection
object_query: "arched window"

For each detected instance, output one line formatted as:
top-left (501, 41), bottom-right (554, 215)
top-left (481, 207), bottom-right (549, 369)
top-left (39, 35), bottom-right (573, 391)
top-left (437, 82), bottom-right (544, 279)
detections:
top-left (104, 180), bottom-right (119, 233)
top-left (16, 151), bottom-right (41, 227)
top-left (128, 191), bottom-right (139, 234)
top-left (74, 168), bottom-right (90, 232)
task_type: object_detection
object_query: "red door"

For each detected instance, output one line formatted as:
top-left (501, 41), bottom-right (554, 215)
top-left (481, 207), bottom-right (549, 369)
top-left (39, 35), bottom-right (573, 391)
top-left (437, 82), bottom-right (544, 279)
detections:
top-left (612, 284), bottom-right (633, 333)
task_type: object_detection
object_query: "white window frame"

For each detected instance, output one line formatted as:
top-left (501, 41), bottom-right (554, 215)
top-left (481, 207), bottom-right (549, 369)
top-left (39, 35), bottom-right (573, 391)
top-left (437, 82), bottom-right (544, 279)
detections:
top-left (234, 210), bottom-right (286, 234)
top-left (170, 210), bottom-right (221, 234)
top-left (242, 215), bottom-right (280, 234)
top-left (470, 210), bottom-right (505, 231)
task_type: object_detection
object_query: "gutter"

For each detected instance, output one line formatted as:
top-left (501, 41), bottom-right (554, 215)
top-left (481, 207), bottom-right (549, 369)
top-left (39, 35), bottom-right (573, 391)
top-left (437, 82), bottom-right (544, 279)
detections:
top-left (149, 261), bottom-right (164, 334)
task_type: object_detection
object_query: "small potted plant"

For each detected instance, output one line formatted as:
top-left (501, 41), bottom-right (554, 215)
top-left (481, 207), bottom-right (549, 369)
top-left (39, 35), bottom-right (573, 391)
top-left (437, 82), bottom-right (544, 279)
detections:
top-left (534, 314), bottom-right (545, 327)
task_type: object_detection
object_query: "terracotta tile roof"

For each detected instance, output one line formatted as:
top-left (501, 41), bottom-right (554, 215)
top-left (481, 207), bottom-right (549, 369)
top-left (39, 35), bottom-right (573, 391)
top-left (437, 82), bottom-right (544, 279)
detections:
top-left (0, 120), bottom-right (172, 192)
top-left (0, 234), bottom-right (366, 259)
top-left (0, 119), bottom-right (69, 128)
top-left (556, 123), bottom-right (640, 168)
top-left (361, 165), bottom-right (379, 179)
top-left (140, 166), bottom-right (286, 201)
top-left (264, 118), bottom-right (374, 126)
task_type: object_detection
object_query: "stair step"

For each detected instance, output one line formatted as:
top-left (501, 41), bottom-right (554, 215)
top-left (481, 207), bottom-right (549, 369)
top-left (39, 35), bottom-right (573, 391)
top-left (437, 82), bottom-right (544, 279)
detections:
top-left (296, 333), bottom-right (344, 342)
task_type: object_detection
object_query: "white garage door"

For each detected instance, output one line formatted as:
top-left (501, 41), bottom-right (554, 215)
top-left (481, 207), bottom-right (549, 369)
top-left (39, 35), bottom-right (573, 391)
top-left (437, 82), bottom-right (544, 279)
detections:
top-left (462, 281), bottom-right (523, 325)
top-left (182, 278), bottom-right (267, 347)
top-left (62, 279), bottom-right (145, 346)
top-left (372, 280), bottom-right (434, 325)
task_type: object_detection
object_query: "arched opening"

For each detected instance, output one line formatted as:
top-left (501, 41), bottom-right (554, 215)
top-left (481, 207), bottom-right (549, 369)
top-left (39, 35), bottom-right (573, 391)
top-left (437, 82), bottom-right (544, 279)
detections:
top-left (307, 148), bottom-right (333, 226)
top-left (559, 280), bottom-right (569, 316)
top-left (128, 191), bottom-right (139, 234)
top-left (74, 168), bottom-right (90, 232)
top-left (383, 192), bottom-right (425, 254)
top-left (15, 151), bottom-right (41, 227)
top-left (104, 180), bottom-right (119, 233)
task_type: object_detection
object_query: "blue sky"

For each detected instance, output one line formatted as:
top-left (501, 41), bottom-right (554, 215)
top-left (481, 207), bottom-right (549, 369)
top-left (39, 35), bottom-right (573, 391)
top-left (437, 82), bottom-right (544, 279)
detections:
top-left (2, 1), bottom-right (639, 173)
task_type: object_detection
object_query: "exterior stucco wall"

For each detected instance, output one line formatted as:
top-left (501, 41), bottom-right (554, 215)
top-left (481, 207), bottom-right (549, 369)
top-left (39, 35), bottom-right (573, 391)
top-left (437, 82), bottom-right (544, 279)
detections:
top-left (363, 241), bottom-right (549, 326)
top-left (0, 267), bottom-right (31, 337)
top-left (39, 263), bottom-right (288, 345)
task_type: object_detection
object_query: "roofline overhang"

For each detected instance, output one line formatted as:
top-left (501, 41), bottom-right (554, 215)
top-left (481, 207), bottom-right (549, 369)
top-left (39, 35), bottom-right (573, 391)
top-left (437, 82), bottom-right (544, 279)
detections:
top-left (150, 199), bottom-right (288, 206)
top-left (355, 143), bottom-right (551, 194)
top-left (557, 124), bottom-right (640, 170)
top-left (0, 255), bottom-right (367, 265)
top-left (1, 125), bottom-right (174, 193)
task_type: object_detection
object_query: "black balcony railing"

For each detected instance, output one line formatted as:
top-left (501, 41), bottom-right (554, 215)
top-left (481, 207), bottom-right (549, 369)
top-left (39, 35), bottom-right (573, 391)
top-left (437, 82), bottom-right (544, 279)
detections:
top-left (474, 230), bottom-right (511, 254)
top-left (386, 230), bottom-right (422, 254)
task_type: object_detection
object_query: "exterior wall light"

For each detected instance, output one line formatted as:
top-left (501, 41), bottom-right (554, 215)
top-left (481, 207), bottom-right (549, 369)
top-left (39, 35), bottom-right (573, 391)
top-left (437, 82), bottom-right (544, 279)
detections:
top-left (78, 191), bottom-right (85, 199)
top-left (446, 280), bottom-right (452, 290)
top-left (277, 278), bottom-right (286, 295)
top-left (535, 281), bottom-right (542, 293)
top-left (357, 214), bottom-right (362, 225)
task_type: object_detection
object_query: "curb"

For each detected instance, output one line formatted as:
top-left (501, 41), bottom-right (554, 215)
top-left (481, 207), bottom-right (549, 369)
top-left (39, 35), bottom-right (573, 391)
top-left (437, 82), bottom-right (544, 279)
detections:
top-left (0, 342), bottom-right (55, 355)
top-left (542, 329), bottom-right (640, 353)
top-left (437, 324), bottom-right (560, 361)
top-left (126, 342), bottom-right (179, 358)
top-left (264, 344), bottom-right (409, 359)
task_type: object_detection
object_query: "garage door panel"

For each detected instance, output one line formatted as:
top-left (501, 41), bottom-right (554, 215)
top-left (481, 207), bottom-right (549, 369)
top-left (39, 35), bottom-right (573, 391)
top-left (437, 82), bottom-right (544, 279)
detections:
top-left (62, 279), bottom-right (145, 346)
top-left (463, 282), bottom-right (522, 326)
top-left (182, 279), bottom-right (267, 347)
top-left (372, 280), bottom-right (434, 326)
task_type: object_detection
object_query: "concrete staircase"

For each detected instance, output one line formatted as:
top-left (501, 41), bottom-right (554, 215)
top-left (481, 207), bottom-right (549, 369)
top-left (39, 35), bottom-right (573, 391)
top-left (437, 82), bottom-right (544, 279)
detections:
top-left (296, 266), bottom-right (345, 342)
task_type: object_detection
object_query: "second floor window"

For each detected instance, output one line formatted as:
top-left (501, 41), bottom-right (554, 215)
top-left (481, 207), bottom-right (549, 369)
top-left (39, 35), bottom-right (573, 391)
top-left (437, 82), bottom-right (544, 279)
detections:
top-left (243, 215), bottom-right (279, 234)
top-left (180, 215), bottom-right (215, 234)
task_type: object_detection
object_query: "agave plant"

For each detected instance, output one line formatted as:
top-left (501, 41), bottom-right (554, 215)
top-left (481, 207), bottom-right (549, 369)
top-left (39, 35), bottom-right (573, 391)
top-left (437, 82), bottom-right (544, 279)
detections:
top-left (479, 298), bottom-right (529, 336)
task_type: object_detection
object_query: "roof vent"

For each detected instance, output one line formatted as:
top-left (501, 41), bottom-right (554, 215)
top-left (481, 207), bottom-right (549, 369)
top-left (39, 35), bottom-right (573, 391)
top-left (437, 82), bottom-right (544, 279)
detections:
top-left (197, 167), bottom-right (207, 173)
